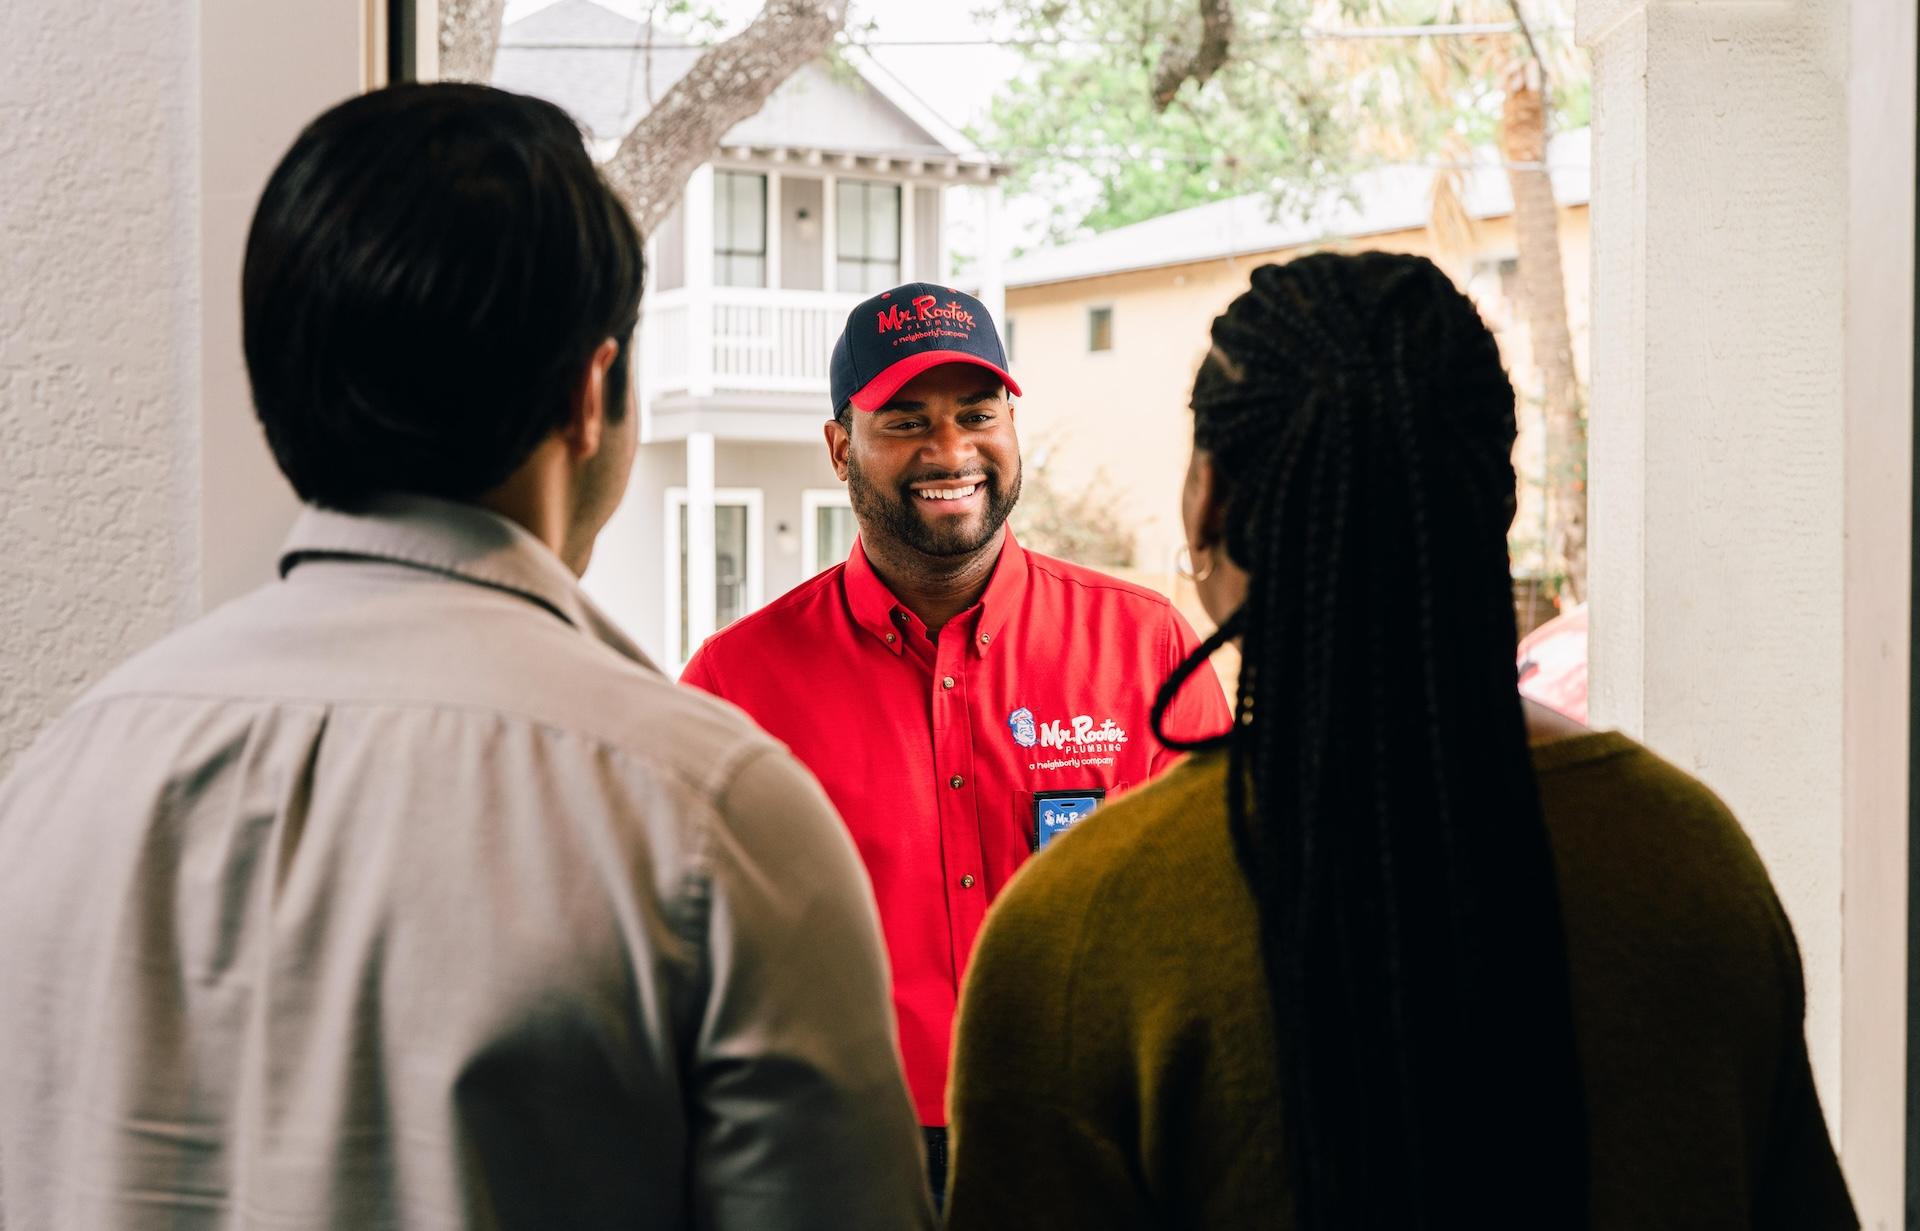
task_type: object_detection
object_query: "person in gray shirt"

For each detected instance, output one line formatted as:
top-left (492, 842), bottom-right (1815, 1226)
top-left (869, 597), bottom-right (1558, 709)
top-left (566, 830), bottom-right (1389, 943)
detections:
top-left (0, 83), bottom-right (932, 1230)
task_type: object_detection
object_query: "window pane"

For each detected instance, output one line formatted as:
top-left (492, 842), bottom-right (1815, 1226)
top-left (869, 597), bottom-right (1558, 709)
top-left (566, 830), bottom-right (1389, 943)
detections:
top-left (714, 504), bottom-right (749, 628)
top-left (730, 174), bottom-right (765, 252)
top-left (869, 185), bottom-right (899, 258)
top-left (677, 505), bottom-right (690, 655)
top-left (1089, 306), bottom-right (1113, 352)
top-left (816, 504), bottom-right (856, 572)
top-left (836, 181), bottom-right (864, 258)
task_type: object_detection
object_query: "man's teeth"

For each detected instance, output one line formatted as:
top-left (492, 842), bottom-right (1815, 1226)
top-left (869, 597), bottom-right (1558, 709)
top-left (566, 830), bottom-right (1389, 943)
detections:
top-left (917, 484), bottom-right (980, 501)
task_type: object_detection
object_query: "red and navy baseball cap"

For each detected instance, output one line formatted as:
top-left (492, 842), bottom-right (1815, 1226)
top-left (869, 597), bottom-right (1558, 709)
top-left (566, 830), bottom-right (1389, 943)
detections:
top-left (830, 282), bottom-right (1022, 414)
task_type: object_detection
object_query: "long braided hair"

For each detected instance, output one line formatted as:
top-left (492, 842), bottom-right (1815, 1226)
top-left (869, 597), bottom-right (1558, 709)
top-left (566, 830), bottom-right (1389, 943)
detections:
top-left (1152, 252), bottom-right (1588, 1227)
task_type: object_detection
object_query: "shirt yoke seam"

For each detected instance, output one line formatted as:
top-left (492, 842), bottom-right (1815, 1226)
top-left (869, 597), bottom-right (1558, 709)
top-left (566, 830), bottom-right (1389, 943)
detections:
top-left (1024, 557), bottom-right (1175, 608)
top-left (55, 688), bottom-right (769, 805)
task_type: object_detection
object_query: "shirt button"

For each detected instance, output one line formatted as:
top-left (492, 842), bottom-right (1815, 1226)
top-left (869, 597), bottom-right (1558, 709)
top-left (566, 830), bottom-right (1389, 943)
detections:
top-left (885, 632), bottom-right (896, 644)
top-left (942, 676), bottom-right (955, 689)
top-left (949, 774), bottom-right (964, 789)
top-left (978, 633), bottom-right (991, 645)
top-left (960, 875), bottom-right (976, 889)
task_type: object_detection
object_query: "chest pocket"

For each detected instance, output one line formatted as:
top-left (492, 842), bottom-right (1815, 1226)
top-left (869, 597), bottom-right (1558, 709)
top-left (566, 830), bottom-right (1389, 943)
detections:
top-left (1012, 784), bottom-right (1132, 854)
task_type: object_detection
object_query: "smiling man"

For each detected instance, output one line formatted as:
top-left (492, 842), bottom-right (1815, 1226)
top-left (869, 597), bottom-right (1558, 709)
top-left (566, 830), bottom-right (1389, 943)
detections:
top-left (679, 283), bottom-right (1231, 1202)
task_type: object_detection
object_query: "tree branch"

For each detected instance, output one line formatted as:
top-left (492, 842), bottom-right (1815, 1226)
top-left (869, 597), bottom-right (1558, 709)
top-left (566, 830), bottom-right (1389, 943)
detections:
top-left (438, 0), bottom-right (507, 84)
top-left (602, 0), bottom-right (851, 236)
top-left (1150, 0), bottom-right (1234, 113)
top-left (1503, 0), bottom-right (1548, 92)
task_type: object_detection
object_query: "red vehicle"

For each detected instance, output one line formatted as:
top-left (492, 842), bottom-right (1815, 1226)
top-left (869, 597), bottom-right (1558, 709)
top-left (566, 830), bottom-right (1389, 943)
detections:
top-left (1517, 603), bottom-right (1588, 723)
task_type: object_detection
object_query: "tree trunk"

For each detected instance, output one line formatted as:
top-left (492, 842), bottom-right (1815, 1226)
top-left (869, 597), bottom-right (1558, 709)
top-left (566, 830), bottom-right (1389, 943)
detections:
top-left (1500, 59), bottom-right (1586, 604)
top-left (602, 1), bottom-right (850, 237)
top-left (438, 0), bottom-right (507, 84)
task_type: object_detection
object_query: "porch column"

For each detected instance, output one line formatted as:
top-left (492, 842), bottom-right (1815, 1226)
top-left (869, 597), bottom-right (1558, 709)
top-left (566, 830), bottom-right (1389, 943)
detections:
top-left (685, 164), bottom-right (715, 397)
top-left (685, 430), bottom-right (717, 657)
top-left (1577, 0), bottom-right (1913, 1217)
top-left (977, 181), bottom-right (1006, 332)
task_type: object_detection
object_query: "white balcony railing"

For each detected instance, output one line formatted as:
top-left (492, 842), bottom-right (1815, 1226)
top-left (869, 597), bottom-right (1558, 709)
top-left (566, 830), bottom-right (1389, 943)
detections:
top-left (642, 287), bottom-right (865, 401)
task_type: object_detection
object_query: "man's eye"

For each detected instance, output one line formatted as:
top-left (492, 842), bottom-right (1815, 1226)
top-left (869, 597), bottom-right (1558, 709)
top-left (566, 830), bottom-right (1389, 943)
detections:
top-left (965, 413), bottom-right (997, 425)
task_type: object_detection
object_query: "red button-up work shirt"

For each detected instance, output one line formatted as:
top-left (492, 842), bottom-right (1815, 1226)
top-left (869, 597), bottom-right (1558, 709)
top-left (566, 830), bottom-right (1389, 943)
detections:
top-left (681, 534), bottom-right (1230, 1125)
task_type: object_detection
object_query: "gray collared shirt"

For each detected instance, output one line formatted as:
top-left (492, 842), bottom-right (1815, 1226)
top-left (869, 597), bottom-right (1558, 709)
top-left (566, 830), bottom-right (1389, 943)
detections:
top-left (0, 496), bottom-right (933, 1230)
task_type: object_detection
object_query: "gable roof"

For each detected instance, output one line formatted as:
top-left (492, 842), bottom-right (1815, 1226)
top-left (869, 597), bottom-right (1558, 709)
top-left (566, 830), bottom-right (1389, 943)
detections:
top-left (1006, 128), bottom-right (1591, 288)
top-left (493, 0), bottom-right (984, 165)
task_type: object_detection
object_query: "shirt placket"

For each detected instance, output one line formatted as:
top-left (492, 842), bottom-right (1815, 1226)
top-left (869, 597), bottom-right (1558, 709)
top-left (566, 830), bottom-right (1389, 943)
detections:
top-left (932, 615), bottom-right (988, 984)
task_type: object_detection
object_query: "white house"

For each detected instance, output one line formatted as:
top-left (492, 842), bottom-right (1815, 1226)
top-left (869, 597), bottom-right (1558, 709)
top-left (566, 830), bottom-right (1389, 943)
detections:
top-left (493, 0), bottom-right (1006, 668)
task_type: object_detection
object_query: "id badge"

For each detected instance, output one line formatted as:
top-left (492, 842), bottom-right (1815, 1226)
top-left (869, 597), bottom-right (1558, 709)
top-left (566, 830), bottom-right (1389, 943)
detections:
top-left (1033, 788), bottom-right (1105, 851)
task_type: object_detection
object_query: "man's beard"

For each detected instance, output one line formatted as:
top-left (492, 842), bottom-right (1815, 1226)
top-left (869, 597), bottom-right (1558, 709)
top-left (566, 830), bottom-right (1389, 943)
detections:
top-left (846, 451), bottom-right (1023, 559)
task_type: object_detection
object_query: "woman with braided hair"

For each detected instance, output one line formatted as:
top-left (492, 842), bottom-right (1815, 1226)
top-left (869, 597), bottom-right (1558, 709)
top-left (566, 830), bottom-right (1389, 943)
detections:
top-left (944, 252), bottom-right (1855, 1228)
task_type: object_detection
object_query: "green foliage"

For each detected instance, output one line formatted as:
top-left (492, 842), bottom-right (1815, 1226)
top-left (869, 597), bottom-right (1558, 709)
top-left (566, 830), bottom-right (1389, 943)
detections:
top-left (977, 0), bottom-right (1583, 241)
top-left (977, 0), bottom-right (1346, 242)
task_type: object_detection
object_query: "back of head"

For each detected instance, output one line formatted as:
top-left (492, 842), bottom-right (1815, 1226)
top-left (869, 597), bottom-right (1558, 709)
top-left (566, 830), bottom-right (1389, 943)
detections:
top-left (1156, 252), bottom-right (1588, 1227)
top-left (243, 83), bottom-right (645, 510)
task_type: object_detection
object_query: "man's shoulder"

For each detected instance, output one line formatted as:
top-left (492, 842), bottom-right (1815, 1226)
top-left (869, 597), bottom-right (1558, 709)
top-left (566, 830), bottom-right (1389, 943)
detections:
top-left (80, 575), bottom-right (783, 799)
top-left (1021, 549), bottom-right (1177, 614)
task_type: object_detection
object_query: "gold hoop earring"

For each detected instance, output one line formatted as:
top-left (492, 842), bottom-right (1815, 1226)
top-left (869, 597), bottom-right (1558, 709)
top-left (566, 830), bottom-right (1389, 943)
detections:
top-left (1176, 545), bottom-right (1217, 584)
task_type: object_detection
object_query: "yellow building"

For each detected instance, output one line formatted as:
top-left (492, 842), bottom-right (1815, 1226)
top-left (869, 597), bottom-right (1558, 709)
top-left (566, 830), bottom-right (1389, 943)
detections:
top-left (1004, 132), bottom-right (1591, 609)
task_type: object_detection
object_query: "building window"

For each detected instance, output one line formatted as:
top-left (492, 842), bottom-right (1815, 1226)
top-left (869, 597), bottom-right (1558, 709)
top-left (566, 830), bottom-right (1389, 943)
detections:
top-left (803, 489), bottom-right (857, 576)
top-left (1004, 317), bottom-right (1016, 363)
top-left (1088, 305), bottom-right (1114, 352)
top-left (666, 487), bottom-right (764, 665)
top-left (714, 170), bottom-right (768, 288)
top-left (836, 180), bottom-right (901, 293)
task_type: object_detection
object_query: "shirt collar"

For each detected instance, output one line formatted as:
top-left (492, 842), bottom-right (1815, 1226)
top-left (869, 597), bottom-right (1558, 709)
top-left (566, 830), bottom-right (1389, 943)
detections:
top-left (279, 493), bottom-right (659, 674)
top-left (843, 530), bottom-right (1030, 659)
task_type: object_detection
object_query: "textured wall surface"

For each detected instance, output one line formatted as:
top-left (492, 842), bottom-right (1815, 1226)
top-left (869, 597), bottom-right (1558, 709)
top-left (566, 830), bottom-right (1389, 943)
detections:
top-left (0, 0), bottom-right (201, 771)
top-left (1581, 0), bottom-right (1850, 1135)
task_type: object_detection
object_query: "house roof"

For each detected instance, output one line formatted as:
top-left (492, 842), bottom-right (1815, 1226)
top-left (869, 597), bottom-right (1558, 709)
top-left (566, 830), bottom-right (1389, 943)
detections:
top-left (493, 0), bottom-right (991, 170)
top-left (1005, 128), bottom-right (1591, 289)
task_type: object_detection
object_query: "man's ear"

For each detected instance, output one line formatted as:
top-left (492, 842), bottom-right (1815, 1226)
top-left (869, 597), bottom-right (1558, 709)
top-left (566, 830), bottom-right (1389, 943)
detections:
top-left (561, 337), bottom-right (621, 462)
top-left (825, 416), bottom-right (852, 482)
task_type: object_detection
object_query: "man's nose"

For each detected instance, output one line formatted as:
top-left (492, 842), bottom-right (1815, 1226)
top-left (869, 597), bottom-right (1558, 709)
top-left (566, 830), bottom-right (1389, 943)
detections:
top-left (919, 418), bottom-right (976, 470)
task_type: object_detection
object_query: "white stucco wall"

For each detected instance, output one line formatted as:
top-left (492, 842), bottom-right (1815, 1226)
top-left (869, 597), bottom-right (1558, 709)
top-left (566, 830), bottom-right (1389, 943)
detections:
top-left (0, 0), bottom-right (204, 771)
top-left (1, 0), bottom-right (366, 773)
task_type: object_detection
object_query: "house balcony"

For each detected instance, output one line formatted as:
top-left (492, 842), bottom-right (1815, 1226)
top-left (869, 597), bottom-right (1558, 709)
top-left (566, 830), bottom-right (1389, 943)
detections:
top-left (639, 287), bottom-right (866, 434)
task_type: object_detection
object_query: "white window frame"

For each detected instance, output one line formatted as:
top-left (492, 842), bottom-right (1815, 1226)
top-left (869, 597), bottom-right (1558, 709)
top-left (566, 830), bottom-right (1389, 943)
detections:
top-left (712, 169), bottom-right (770, 289)
top-left (833, 178), bottom-right (904, 293)
top-left (801, 487), bottom-right (856, 577)
top-left (663, 486), bottom-right (765, 666)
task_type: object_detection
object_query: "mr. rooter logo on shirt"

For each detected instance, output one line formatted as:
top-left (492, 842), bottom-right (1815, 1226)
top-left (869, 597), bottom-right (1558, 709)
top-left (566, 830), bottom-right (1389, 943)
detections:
top-left (876, 294), bottom-right (977, 339)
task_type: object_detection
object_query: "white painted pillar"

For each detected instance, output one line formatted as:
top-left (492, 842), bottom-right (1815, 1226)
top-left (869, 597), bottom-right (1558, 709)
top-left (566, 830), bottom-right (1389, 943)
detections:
top-left (685, 430), bottom-right (717, 657)
top-left (978, 182), bottom-right (1006, 335)
top-left (685, 164), bottom-right (715, 397)
top-left (822, 172), bottom-right (839, 292)
top-left (1577, 0), bottom-right (1912, 1218)
top-left (764, 170), bottom-right (783, 291)
top-left (899, 180), bottom-right (916, 281)
top-left (1839, 0), bottom-right (1915, 1217)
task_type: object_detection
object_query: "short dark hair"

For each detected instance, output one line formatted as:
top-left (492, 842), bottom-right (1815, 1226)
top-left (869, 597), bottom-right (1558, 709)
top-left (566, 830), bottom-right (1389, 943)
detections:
top-left (833, 401), bottom-right (852, 427)
top-left (243, 83), bottom-right (645, 510)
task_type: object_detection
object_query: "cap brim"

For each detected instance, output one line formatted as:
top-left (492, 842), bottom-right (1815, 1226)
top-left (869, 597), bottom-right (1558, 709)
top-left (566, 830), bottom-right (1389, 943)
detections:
top-left (848, 351), bottom-right (1023, 412)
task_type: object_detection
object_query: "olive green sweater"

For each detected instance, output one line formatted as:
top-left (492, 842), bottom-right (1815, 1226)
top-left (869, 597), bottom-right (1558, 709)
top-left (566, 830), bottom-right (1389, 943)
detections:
top-left (946, 733), bottom-right (1857, 1229)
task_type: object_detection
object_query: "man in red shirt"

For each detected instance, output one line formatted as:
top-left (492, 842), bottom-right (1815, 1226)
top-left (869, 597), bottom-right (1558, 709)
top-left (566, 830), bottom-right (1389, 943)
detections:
top-left (680, 282), bottom-right (1229, 1198)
